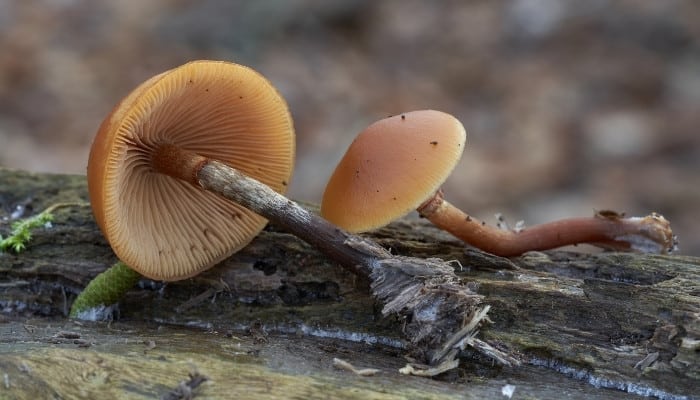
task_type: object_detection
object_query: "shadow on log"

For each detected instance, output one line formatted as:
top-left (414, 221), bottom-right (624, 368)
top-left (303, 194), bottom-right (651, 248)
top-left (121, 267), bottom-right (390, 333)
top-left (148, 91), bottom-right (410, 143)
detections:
top-left (1, 167), bottom-right (698, 399)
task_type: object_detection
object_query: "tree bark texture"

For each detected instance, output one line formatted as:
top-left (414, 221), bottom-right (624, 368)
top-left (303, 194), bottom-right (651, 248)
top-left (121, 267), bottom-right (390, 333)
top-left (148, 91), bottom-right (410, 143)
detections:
top-left (0, 167), bottom-right (698, 399)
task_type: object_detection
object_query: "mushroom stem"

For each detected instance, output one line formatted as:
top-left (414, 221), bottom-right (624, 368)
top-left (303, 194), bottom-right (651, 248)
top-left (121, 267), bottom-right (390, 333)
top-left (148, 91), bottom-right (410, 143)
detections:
top-left (418, 190), bottom-right (677, 257)
top-left (199, 160), bottom-right (380, 276)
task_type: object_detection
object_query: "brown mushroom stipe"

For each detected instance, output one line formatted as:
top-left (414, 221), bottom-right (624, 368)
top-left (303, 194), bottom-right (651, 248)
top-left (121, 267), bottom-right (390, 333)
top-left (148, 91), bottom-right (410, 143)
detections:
top-left (321, 110), bottom-right (677, 256)
top-left (88, 60), bottom-right (295, 280)
top-left (418, 191), bottom-right (676, 256)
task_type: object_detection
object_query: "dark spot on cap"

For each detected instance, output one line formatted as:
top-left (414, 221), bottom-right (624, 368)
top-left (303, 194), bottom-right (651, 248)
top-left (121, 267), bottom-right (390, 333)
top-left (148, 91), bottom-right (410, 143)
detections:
top-left (401, 115), bottom-right (406, 120)
top-left (281, 180), bottom-right (288, 186)
top-left (466, 216), bottom-right (472, 222)
top-left (430, 141), bottom-right (438, 146)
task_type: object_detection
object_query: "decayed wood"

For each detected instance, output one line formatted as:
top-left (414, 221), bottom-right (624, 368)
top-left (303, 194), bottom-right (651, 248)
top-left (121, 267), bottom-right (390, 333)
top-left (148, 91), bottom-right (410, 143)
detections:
top-left (1, 167), bottom-right (698, 399)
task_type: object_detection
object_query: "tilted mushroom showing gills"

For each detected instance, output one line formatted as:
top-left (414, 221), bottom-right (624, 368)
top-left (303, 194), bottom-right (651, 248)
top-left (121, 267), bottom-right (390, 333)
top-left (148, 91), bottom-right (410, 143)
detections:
top-left (88, 60), bottom-right (295, 281)
top-left (321, 110), bottom-right (677, 256)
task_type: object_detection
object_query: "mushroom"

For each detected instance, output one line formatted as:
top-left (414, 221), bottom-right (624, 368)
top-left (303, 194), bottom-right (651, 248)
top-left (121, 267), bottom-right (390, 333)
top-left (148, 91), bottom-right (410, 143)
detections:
top-left (87, 60), bottom-right (295, 280)
top-left (320, 110), bottom-right (677, 256)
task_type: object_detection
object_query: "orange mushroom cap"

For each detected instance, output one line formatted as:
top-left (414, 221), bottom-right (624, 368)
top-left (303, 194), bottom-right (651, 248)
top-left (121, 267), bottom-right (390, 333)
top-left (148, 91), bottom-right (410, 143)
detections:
top-left (88, 60), bottom-right (295, 281)
top-left (321, 110), bottom-right (466, 232)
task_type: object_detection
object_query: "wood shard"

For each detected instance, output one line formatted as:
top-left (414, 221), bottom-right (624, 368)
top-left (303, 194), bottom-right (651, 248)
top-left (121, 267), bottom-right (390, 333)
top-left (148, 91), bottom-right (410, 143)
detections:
top-left (332, 358), bottom-right (380, 376)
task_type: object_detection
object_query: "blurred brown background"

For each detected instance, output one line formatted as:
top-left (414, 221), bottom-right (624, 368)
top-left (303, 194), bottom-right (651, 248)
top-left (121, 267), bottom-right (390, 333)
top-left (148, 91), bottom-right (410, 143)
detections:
top-left (1, 1), bottom-right (698, 254)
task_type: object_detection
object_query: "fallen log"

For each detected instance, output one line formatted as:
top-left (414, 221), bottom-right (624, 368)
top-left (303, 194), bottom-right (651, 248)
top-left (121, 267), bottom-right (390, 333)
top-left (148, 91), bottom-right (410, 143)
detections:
top-left (0, 167), bottom-right (698, 399)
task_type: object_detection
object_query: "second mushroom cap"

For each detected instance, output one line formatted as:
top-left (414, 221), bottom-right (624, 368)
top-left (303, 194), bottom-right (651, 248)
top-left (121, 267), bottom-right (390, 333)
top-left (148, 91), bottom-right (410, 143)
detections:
top-left (321, 110), bottom-right (466, 232)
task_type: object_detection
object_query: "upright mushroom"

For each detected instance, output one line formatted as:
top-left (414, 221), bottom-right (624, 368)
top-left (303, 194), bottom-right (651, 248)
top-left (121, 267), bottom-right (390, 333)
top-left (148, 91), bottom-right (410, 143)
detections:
top-left (87, 60), bottom-right (295, 280)
top-left (321, 110), bottom-right (676, 256)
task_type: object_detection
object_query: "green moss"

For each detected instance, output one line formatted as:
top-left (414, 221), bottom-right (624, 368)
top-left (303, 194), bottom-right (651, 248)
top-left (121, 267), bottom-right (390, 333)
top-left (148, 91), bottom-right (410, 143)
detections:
top-left (0, 202), bottom-right (90, 253)
top-left (0, 208), bottom-right (54, 253)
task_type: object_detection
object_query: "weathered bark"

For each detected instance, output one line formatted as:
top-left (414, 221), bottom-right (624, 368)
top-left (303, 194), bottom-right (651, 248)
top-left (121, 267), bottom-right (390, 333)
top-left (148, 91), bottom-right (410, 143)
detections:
top-left (1, 167), bottom-right (698, 399)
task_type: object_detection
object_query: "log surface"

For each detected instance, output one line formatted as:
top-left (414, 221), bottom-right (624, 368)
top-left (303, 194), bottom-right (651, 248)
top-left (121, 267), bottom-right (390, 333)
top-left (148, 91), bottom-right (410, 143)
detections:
top-left (0, 168), bottom-right (698, 400)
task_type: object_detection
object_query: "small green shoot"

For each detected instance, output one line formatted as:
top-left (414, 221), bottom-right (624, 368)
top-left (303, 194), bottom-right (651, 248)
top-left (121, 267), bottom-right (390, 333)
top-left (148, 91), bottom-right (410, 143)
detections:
top-left (69, 261), bottom-right (141, 318)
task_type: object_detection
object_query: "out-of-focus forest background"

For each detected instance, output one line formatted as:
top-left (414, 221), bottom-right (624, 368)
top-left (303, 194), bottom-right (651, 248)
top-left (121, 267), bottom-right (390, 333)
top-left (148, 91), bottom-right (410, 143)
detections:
top-left (0, 1), bottom-right (698, 254)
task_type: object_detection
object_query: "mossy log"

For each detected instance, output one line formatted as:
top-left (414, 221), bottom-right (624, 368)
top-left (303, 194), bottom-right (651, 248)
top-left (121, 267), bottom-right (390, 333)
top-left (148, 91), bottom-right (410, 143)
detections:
top-left (0, 167), bottom-right (698, 399)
